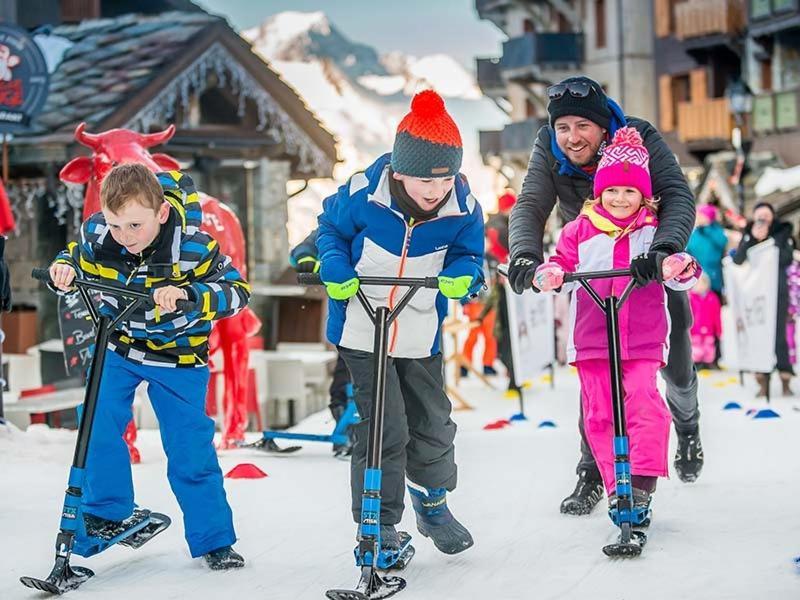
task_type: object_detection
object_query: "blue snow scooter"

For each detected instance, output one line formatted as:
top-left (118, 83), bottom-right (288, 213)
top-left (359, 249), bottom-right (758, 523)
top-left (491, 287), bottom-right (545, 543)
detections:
top-left (20, 269), bottom-right (186, 594)
top-left (247, 383), bottom-right (359, 456)
top-left (298, 272), bottom-right (439, 600)
top-left (563, 267), bottom-right (650, 557)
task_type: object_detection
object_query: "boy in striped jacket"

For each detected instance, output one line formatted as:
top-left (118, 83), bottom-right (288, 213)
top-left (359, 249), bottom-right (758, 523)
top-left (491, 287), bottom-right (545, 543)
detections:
top-left (48, 163), bottom-right (249, 570)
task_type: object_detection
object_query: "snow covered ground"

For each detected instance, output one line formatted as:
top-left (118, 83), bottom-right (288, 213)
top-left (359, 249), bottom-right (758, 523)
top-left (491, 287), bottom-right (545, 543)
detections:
top-left (2, 367), bottom-right (799, 599)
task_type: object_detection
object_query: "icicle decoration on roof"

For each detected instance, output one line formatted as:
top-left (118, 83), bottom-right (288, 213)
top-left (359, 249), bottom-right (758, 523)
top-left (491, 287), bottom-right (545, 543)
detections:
top-left (124, 42), bottom-right (332, 177)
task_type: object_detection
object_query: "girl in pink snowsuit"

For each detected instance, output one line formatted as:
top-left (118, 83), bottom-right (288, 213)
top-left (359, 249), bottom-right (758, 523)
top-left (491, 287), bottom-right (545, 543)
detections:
top-left (689, 272), bottom-right (722, 368)
top-left (533, 127), bottom-right (698, 511)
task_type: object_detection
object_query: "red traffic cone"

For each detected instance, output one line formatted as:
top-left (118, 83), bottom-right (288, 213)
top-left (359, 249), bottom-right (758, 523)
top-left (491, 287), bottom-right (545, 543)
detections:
top-left (225, 463), bottom-right (268, 479)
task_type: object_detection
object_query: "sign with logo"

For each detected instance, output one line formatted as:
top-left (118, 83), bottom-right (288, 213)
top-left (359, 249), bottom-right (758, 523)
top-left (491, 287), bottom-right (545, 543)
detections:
top-left (0, 23), bottom-right (49, 133)
top-left (504, 280), bottom-right (555, 387)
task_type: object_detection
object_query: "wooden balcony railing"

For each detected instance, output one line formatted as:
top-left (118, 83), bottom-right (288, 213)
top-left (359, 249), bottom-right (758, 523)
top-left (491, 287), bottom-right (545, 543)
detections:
top-left (675, 0), bottom-right (745, 39)
top-left (677, 98), bottom-right (734, 142)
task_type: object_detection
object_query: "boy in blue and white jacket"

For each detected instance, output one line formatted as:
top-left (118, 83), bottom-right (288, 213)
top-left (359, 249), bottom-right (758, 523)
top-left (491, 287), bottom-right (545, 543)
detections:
top-left (318, 90), bottom-right (483, 556)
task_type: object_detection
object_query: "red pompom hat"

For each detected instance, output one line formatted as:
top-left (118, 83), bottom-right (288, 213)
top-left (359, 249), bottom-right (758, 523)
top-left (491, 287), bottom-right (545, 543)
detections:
top-left (391, 90), bottom-right (463, 178)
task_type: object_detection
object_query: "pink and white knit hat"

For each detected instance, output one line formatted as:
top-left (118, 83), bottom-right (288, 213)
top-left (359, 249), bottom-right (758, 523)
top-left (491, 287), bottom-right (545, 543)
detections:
top-left (593, 126), bottom-right (652, 199)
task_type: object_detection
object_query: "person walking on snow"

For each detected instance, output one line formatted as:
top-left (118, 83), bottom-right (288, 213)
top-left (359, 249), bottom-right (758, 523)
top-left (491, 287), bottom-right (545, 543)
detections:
top-left (507, 76), bottom-right (704, 516)
top-left (532, 126), bottom-right (699, 530)
top-left (317, 90), bottom-right (483, 557)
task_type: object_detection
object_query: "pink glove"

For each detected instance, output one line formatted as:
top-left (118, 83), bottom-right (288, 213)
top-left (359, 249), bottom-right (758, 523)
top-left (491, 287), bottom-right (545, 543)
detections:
top-left (533, 264), bottom-right (565, 292)
top-left (661, 252), bottom-right (698, 282)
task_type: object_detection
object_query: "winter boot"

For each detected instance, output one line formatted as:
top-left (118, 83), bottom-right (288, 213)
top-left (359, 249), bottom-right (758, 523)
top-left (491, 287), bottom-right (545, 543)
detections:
top-left (83, 509), bottom-right (149, 540)
top-left (356, 524), bottom-right (402, 551)
top-left (755, 372), bottom-right (770, 398)
top-left (204, 546), bottom-right (245, 570)
top-left (674, 429), bottom-right (704, 483)
top-left (408, 485), bottom-right (473, 555)
top-left (560, 468), bottom-right (604, 515)
top-left (779, 371), bottom-right (794, 397)
top-left (608, 487), bottom-right (653, 528)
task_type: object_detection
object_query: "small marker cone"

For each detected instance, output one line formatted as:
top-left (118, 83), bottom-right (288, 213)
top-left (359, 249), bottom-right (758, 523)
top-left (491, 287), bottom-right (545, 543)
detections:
top-left (225, 463), bottom-right (268, 479)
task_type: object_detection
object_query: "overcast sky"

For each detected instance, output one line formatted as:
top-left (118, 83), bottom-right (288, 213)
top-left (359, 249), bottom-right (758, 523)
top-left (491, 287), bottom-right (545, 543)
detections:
top-left (195, 0), bottom-right (505, 70)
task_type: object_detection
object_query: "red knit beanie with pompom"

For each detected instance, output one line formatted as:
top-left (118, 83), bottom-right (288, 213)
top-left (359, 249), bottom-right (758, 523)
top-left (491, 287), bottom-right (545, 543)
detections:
top-left (391, 90), bottom-right (463, 178)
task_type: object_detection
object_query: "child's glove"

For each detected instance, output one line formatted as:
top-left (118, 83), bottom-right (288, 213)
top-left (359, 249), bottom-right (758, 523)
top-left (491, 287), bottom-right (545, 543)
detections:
top-left (295, 255), bottom-right (320, 274)
top-left (324, 277), bottom-right (360, 300)
top-left (438, 275), bottom-right (474, 299)
top-left (661, 252), bottom-right (698, 283)
top-left (533, 264), bottom-right (564, 292)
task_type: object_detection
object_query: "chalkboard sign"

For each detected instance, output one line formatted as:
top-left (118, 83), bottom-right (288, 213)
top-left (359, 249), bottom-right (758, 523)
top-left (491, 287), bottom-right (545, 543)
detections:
top-left (58, 291), bottom-right (101, 376)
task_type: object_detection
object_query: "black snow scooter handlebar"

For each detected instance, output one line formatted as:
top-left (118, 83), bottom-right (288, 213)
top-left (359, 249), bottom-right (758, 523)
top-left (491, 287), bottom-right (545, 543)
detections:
top-left (297, 272), bottom-right (440, 289)
top-left (32, 267), bottom-right (197, 313)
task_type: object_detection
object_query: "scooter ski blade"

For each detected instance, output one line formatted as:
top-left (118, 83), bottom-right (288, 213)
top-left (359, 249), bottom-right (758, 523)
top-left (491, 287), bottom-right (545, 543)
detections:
top-left (244, 438), bottom-right (302, 454)
top-left (603, 528), bottom-right (647, 558)
top-left (20, 559), bottom-right (94, 595)
top-left (326, 568), bottom-right (406, 600)
top-left (118, 512), bottom-right (171, 549)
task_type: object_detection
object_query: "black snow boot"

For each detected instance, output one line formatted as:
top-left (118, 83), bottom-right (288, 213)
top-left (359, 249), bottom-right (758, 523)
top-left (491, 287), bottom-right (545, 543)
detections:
top-left (560, 468), bottom-right (605, 515)
top-left (204, 546), bottom-right (245, 571)
top-left (674, 429), bottom-right (704, 483)
top-left (408, 485), bottom-right (473, 555)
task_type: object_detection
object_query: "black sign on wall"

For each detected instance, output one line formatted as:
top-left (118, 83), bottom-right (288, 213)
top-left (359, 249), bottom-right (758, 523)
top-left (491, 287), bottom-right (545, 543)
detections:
top-left (0, 23), bottom-right (49, 133)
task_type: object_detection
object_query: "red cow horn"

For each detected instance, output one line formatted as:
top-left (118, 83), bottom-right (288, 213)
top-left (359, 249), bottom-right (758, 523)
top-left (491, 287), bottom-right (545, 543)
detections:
top-left (138, 124), bottom-right (176, 148)
top-left (74, 122), bottom-right (101, 150)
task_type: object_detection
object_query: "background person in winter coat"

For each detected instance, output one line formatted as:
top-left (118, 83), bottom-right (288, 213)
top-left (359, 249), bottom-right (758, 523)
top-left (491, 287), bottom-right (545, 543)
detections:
top-left (317, 90), bottom-right (483, 556)
top-left (289, 230), bottom-right (354, 456)
top-left (733, 202), bottom-right (795, 396)
top-left (532, 126), bottom-right (699, 530)
top-left (506, 76), bottom-right (704, 516)
top-left (689, 273), bottom-right (722, 369)
top-left (687, 204), bottom-right (728, 296)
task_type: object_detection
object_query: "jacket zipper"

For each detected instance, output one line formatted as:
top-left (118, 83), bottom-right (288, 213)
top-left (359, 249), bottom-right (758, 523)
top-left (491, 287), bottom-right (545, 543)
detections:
top-left (388, 217), bottom-right (415, 353)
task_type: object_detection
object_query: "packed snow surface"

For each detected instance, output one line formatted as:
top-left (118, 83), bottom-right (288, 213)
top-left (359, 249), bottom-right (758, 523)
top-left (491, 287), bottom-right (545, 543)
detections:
top-left (2, 367), bottom-right (798, 599)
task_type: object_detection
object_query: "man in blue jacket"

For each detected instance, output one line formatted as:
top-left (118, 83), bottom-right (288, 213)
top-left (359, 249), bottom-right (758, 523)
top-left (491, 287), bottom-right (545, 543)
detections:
top-left (318, 90), bottom-right (483, 557)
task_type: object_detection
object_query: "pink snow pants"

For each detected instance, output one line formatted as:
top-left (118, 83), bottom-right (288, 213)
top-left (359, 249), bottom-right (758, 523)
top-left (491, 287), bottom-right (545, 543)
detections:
top-left (577, 358), bottom-right (671, 495)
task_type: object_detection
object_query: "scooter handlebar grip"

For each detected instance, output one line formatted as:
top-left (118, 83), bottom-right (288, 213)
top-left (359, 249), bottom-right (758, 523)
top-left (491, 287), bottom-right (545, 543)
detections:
top-left (31, 267), bottom-right (53, 283)
top-left (175, 299), bottom-right (197, 313)
top-left (297, 273), bottom-right (323, 286)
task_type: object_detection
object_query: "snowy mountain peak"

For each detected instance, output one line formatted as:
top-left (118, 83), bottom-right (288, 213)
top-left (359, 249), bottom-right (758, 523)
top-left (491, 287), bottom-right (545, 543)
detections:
top-left (242, 11), bottom-right (331, 60)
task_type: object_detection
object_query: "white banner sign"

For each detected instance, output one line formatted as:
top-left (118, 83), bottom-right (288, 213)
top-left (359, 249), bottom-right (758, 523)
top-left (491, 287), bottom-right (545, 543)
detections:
top-left (504, 281), bottom-right (555, 387)
top-left (721, 239), bottom-right (778, 372)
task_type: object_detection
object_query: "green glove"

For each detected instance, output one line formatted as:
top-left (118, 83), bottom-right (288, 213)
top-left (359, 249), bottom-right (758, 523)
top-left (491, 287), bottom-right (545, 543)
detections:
top-left (296, 256), bottom-right (320, 274)
top-left (325, 277), bottom-right (360, 300)
top-left (438, 275), bottom-right (473, 299)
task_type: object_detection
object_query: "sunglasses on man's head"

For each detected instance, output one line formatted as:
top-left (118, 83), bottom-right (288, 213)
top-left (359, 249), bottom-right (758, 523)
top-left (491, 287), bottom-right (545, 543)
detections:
top-left (547, 81), bottom-right (596, 100)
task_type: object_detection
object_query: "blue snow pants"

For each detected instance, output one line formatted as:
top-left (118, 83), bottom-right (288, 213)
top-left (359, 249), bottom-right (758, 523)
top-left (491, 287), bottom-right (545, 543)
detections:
top-left (81, 350), bottom-right (236, 557)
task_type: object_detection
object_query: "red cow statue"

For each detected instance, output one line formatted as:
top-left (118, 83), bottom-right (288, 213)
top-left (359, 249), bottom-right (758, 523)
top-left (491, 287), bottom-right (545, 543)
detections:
top-left (59, 122), bottom-right (262, 456)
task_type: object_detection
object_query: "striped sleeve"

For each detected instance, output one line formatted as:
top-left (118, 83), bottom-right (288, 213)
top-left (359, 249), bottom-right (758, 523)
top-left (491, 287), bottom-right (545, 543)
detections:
top-left (186, 234), bottom-right (251, 321)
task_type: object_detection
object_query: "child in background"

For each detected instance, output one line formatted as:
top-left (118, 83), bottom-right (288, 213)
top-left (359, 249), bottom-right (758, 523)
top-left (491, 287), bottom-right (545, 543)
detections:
top-left (689, 272), bottom-right (722, 369)
top-left (532, 127), bottom-right (698, 529)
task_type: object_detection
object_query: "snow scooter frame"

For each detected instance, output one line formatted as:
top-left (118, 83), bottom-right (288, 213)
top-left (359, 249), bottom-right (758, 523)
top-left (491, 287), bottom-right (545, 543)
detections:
top-left (563, 268), bottom-right (649, 557)
top-left (246, 383), bottom-right (358, 455)
top-left (298, 272), bottom-right (440, 600)
top-left (20, 268), bottom-right (192, 594)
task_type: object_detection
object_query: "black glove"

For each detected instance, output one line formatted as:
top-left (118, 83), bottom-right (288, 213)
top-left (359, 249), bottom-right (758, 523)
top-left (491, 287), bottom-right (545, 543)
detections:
top-left (630, 250), bottom-right (668, 287)
top-left (507, 254), bottom-right (542, 294)
top-left (294, 255), bottom-right (320, 274)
